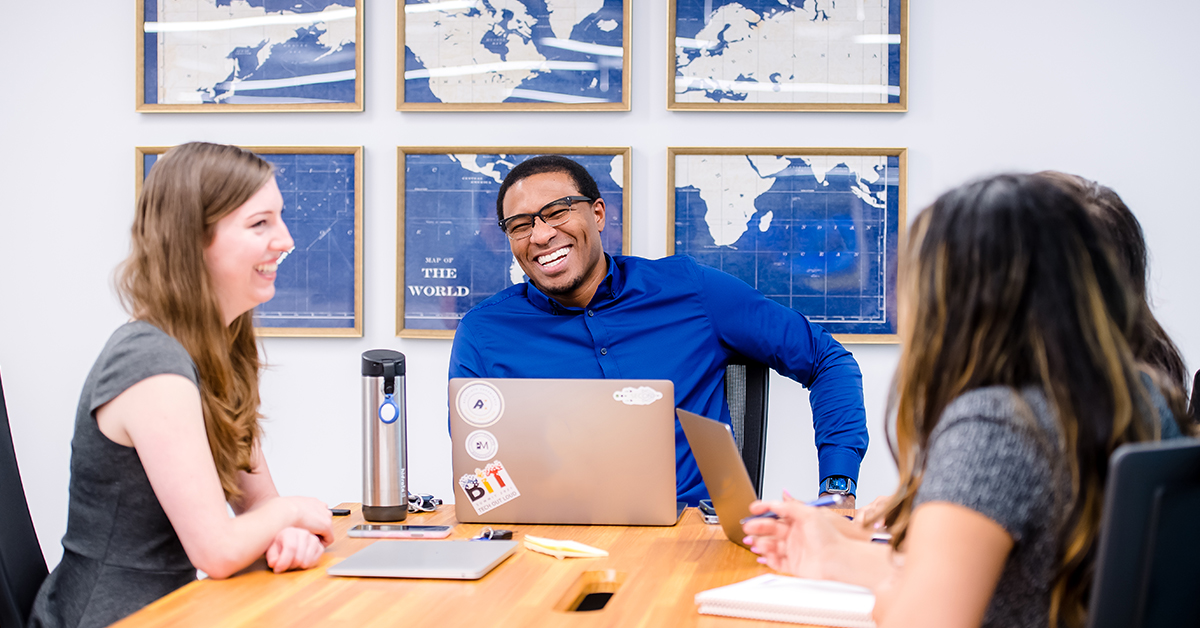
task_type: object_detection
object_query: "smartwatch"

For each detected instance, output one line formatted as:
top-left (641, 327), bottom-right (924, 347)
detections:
top-left (819, 475), bottom-right (857, 497)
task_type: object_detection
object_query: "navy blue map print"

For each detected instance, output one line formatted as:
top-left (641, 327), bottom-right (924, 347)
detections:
top-left (674, 155), bottom-right (900, 336)
top-left (403, 153), bottom-right (624, 331)
top-left (674, 0), bottom-right (901, 105)
top-left (144, 152), bottom-right (357, 330)
top-left (144, 1), bottom-right (357, 105)
top-left (404, 0), bottom-right (624, 105)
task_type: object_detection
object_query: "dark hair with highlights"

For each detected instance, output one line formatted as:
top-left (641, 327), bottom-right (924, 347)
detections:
top-left (1034, 171), bottom-right (1191, 421)
top-left (880, 174), bottom-right (1163, 628)
top-left (495, 155), bottom-right (601, 222)
top-left (118, 142), bottom-right (274, 500)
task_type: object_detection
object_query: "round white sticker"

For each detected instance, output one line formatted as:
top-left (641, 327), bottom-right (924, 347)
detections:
top-left (465, 430), bottom-right (500, 462)
top-left (456, 382), bottom-right (504, 427)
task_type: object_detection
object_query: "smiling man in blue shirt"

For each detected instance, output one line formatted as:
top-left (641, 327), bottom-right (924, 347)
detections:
top-left (449, 156), bottom-right (868, 507)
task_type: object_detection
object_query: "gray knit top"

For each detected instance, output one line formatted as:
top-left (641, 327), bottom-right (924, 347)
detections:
top-left (913, 386), bottom-right (1071, 628)
top-left (29, 322), bottom-right (199, 628)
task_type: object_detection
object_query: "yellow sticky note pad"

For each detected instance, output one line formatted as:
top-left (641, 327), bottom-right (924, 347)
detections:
top-left (523, 535), bottom-right (609, 560)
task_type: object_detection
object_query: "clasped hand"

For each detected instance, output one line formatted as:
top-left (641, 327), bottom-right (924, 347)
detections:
top-left (741, 499), bottom-right (853, 579)
top-left (741, 495), bottom-right (888, 581)
top-left (266, 527), bottom-right (327, 573)
top-left (265, 497), bottom-right (335, 574)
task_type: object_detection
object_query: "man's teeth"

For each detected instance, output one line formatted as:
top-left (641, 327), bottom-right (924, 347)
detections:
top-left (538, 248), bottom-right (569, 265)
top-left (255, 263), bottom-right (278, 273)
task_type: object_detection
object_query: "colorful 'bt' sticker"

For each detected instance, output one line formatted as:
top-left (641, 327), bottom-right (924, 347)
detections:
top-left (458, 460), bottom-right (520, 515)
top-left (612, 386), bottom-right (664, 406)
top-left (457, 381), bottom-right (504, 427)
top-left (465, 429), bottom-right (499, 462)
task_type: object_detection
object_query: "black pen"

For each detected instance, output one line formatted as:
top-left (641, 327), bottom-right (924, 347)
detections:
top-left (739, 493), bottom-right (845, 523)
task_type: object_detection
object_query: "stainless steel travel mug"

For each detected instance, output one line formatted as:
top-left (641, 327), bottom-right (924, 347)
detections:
top-left (361, 349), bottom-right (407, 522)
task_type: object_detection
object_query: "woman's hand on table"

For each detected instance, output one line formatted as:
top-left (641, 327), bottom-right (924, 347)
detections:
top-left (266, 526), bottom-right (326, 574)
top-left (283, 496), bottom-right (335, 546)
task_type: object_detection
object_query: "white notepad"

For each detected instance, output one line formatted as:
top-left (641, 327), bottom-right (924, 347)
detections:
top-left (695, 574), bottom-right (876, 627)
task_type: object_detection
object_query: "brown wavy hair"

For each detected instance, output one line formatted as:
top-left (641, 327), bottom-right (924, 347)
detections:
top-left (879, 174), bottom-right (1161, 628)
top-left (118, 142), bottom-right (274, 500)
top-left (1034, 171), bottom-right (1191, 428)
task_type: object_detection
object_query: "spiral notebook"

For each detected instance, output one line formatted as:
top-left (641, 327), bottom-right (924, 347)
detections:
top-left (695, 574), bottom-right (876, 627)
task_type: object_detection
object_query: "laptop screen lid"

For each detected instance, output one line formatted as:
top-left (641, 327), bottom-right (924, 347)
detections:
top-left (328, 540), bottom-right (518, 580)
top-left (449, 378), bottom-right (677, 526)
top-left (676, 408), bottom-right (759, 548)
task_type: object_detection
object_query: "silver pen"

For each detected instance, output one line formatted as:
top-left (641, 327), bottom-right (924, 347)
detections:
top-left (739, 493), bottom-right (846, 523)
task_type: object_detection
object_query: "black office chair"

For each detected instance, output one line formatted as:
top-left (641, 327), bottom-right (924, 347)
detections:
top-left (0, 371), bottom-right (49, 628)
top-left (724, 355), bottom-right (770, 498)
top-left (1087, 438), bottom-right (1200, 628)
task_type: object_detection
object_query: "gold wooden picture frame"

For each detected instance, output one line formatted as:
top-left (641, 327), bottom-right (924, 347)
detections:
top-left (397, 147), bottom-right (632, 338)
top-left (667, 147), bottom-right (906, 343)
top-left (397, 1), bottom-right (631, 111)
top-left (137, 0), bottom-right (363, 112)
top-left (136, 146), bottom-right (364, 337)
top-left (667, 0), bottom-right (908, 112)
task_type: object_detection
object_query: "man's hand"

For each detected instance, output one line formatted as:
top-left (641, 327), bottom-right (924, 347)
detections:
top-left (853, 495), bottom-right (891, 528)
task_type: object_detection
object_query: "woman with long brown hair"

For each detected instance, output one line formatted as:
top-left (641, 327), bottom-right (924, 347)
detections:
top-left (1034, 170), bottom-right (1193, 428)
top-left (743, 174), bottom-right (1180, 628)
top-left (30, 142), bottom-right (333, 628)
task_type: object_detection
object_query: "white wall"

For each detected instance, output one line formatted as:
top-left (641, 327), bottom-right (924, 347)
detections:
top-left (3, 1), bottom-right (1197, 568)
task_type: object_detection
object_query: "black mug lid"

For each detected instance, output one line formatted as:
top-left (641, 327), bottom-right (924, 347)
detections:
top-left (362, 349), bottom-right (406, 376)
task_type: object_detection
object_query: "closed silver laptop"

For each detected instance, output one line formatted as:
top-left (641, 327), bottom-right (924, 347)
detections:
top-left (328, 540), bottom-right (518, 580)
top-left (449, 378), bottom-right (677, 525)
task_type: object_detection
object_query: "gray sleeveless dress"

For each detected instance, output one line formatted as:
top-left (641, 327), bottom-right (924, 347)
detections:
top-left (29, 322), bottom-right (199, 628)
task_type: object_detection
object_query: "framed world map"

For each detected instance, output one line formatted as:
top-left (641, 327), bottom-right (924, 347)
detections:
top-left (669, 0), bottom-right (907, 111)
top-left (398, 147), bottom-right (631, 337)
top-left (399, 0), bottom-right (630, 110)
top-left (668, 147), bottom-right (905, 341)
top-left (137, 0), bottom-right (362, 112)
top-left (138, 146), bottom-right (364, 336)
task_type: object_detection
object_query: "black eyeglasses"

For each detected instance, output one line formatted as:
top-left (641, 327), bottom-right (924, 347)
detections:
top-left (498, 195), bottom-right (594, 240)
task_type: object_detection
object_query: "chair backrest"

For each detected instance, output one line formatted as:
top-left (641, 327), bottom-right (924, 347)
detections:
top-left (724, 355), bottom-right (770, 498)
top-left (1087, 438), bottom-right (1200, 628)
top-left (0, 371), bottom-right (49, 628)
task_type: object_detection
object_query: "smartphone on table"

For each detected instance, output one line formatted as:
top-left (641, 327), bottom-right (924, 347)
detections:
top-left (349, 524), bottom-right (453, 539)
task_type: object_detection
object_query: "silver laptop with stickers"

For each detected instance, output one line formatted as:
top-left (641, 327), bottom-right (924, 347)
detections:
top-left (449, 378), bottom-right (678, 525)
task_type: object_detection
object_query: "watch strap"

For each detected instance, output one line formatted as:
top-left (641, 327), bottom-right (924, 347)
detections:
top-left (819, 475), bottom-right (857, 496)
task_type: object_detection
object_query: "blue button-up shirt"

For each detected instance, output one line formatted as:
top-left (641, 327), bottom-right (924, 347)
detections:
top-left (449, 254), bottom-right (868, 505)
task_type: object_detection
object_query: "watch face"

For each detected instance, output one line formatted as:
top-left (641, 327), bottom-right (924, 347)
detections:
top-left (827, 477), bottom-right (849, 492)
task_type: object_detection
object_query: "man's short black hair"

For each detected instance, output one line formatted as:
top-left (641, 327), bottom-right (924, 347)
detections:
top-left (496, 155), bottom-right (601, 222)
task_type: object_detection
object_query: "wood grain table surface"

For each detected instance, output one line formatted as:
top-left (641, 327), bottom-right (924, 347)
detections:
top-left (113, 503), bottom-right (849, 628)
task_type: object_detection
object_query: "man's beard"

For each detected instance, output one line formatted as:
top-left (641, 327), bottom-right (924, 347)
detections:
top-left (530, 270), bottom-right (587, 298)
top-left (526, 250), bottom-right (607, 300)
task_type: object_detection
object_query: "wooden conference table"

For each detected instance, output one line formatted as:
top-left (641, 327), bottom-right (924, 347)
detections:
top-left (114, 503), bottom-right (847, 628)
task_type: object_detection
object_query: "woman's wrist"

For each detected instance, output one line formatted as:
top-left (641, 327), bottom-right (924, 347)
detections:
top-left (825, 538), bottom-right (896, 589)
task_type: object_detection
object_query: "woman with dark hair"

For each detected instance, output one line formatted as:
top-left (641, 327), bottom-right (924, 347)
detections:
top-left (743, 174), bottom-right (1182, 628)
top-left (1034, 170), bottom-right (1192, 424)
top-left (30, 142), bottom-right (333, 628)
